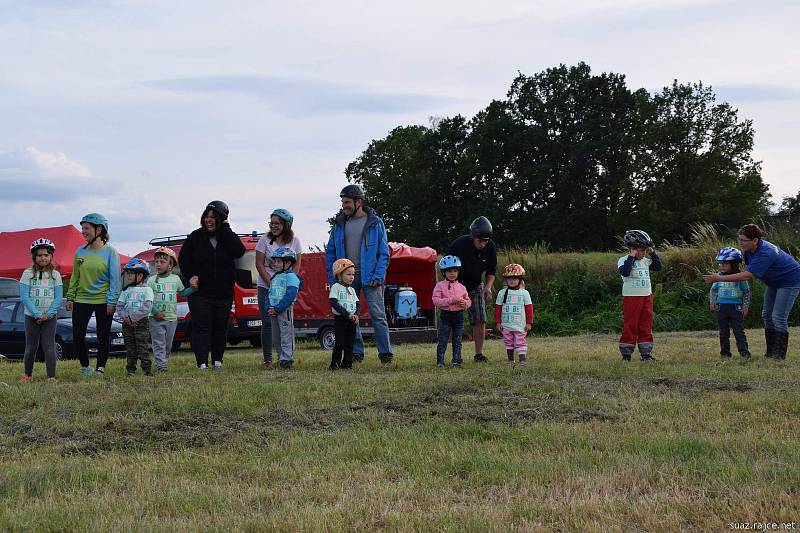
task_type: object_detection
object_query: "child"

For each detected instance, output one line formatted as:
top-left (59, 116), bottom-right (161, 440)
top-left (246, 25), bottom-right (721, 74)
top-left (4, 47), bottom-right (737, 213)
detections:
top-left (115, 258), bottom-right (155, 376)
top-left (147, 247), bottom-right (194, 372)
top-left (617, 229), bottom-right (662, 361)
top-left (18, 238), bottom-right (63, 383)
top-left (329, 258), bottom-right (359, 370)
top-left (267, 248), bottom-right (301, 369)
top-left (709, 247), bottom-right (751, 358)
top-left (494, 263), bottom-right (533, 366)
top-left (431, 255), bottom-right (471, 368)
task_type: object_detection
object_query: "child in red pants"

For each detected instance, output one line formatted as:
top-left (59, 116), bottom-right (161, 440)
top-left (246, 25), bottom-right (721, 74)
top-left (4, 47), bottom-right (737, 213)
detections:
top-left (617, 230), bottom-right (662, 361)
top-left (494, 264), bottom-right (533, 367)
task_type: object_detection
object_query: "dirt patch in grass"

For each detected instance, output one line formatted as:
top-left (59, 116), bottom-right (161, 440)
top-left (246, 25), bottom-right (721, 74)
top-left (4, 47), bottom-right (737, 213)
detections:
top-left (647, 377), bottom-right (752, 392)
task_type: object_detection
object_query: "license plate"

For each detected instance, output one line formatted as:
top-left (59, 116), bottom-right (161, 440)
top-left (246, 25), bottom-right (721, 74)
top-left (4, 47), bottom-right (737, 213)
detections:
top-left (248, 320), bottom-right (262, 327)
top-left (243, 297), bottom-right (258, 306)
top-left (112, 338), bottom-right (124, 345)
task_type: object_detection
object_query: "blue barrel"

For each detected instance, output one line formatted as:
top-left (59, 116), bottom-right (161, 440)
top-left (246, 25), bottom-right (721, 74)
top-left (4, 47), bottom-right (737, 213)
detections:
top-left (395, 286), bottom-right (418, 319)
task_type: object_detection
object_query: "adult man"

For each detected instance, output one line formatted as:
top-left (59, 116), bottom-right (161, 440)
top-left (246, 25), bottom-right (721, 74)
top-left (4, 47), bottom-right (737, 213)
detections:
top-left (446, 216), bottom-right (497, 362)
top-left (325, 184), bottom-right (393, 363)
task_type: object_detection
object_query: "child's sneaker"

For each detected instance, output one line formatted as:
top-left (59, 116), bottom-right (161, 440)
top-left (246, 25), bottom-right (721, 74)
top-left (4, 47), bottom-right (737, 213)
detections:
top-left (127, 371), bottom-right (135, 377)
top-left (157, 367), bottom-right (167, 373)
top-left (507, 360), bottom-right (515, 368)
top-left (474, 353), bottom-right (488, 362)
top-left (262, 360), bottom-right (273, 369)
top-left (144, 371), bottom-right (154, 377)
top-left (518, 360), bottom-right (527, 367)
top-left (452, 361), bottom-right (462, 368)
top-left (47, 377), bottom-right (57, 383)
top-left (212, 361), bottom-right (223, 370)
top-left (198, 363), bottom-right (208, 370)
top-left (94, 367), bottom-right (105, 377)
top-left (81, 366), bottom-right (93, 377)
top-left (437, 363), bottom-right (445, 368)
top-left (19, 373), bottom-right (32, 383)
top-left (278, 360), bottom-right (293, 369)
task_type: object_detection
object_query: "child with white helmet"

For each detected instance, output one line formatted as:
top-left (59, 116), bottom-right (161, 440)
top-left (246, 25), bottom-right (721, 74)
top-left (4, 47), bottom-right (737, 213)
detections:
top-left (19, 238), bottom-right (63, 382)
top-left (115, 258), bottom-right (155, 376)
top-left (494, 264), bottom-right (533, 367)
top-left (431, 255), bottom-right (471, 367)
top-left (617, 229), bottom-right (662, 361)
top-left (709, 247), bottom-right (751, 358)
top-left (329, 258), bottom-right (359, 370)
top-left (147, 247), bottom-right (195, 372)
top-left (267, 247), bottom-right (301, 368)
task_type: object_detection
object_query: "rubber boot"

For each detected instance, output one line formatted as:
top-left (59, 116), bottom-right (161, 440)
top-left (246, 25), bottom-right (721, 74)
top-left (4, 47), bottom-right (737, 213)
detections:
top-left (774, 331), bottom-right (789, 360)
top-left (619, 344), bottom-right (634, 362)
top-left (763, 328), bottom-right (776, 358)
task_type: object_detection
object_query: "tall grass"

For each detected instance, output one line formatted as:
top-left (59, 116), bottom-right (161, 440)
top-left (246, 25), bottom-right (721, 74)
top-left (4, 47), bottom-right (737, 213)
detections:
top-left (487, 223), bottom-right (800, 336)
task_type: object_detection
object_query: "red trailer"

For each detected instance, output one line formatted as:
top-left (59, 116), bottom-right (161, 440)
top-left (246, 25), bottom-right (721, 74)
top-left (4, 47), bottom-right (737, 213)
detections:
top-left (135, 234), bottom-right (438, 349)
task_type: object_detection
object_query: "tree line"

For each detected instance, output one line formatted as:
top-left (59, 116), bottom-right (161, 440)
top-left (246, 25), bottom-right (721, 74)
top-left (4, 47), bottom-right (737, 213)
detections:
top-left (345, 62), bottom-right (775, 251)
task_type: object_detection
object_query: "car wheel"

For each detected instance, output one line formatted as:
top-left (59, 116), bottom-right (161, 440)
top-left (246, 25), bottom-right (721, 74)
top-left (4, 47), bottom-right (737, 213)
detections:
top-left (319, 326), bottom-right (336, 351)
top-left (54, 338), bottom-right (65, 360)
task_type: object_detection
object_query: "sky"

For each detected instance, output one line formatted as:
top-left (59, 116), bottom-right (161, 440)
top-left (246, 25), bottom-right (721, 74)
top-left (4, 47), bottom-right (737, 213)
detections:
top-left (1, 0), bottom-right (798, 255)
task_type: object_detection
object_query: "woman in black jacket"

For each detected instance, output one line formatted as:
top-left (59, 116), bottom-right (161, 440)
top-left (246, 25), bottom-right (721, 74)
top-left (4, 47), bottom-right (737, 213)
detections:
top-left (178, 201), bottom-right (246, 369)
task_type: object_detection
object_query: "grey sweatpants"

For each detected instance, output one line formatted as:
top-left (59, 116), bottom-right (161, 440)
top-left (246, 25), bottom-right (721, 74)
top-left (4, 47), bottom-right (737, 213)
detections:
top-left (24, 315), bottom-right (57, 378)
top-left (149, 318), bottom-right (178, 370)
top-left (270, 306), bottom-right (295, 362)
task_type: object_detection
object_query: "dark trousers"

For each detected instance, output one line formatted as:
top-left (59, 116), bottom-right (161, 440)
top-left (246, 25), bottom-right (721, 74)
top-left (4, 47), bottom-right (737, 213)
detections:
top-left (437, 310), bottom-right (465, 365)
top-left (716, 303), bottom-right (750, 356)
top-left (188, 293), bottom-right (232, 367)
top-left (257, 286), bottom-right (274, 362)
top-left (24, 315), bottom-right (57, 378)
top-left (124, 319), bottom-right (152, 373)
top-left (331, 315), bottom-right (356, 369)
top-left (72, 302), bottom-right (113, 369)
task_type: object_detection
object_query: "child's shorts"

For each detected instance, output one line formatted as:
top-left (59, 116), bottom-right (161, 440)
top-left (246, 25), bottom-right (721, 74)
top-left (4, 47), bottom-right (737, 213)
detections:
top-left (502, 329), bottom-right (528, 354)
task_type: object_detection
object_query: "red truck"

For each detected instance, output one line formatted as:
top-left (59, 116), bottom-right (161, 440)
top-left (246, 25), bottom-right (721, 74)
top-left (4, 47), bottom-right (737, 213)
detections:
top-left (135, 234), bottom-right (438, 350)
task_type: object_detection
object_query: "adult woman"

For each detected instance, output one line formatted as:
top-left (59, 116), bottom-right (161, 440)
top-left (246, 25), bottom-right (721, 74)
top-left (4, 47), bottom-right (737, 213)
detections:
top-left (255, 208), bottom-right (302, 368)
top-left (65, 213), bottom-right (121, 377)
top-left (178, 201), bottom-right (246, 369)
top-left (703, 224), bottom-right (800, 359)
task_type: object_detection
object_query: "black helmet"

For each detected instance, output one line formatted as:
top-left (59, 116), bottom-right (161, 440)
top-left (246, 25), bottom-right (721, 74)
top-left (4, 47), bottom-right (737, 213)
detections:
top-left (205, 200), bottom-right (229, 220)
top-left (623, 229), bottom-right (653, 248)
top-left (340, 184), bottom-right (365, 200)
top-left (469, 216), bottom-right (492, 239)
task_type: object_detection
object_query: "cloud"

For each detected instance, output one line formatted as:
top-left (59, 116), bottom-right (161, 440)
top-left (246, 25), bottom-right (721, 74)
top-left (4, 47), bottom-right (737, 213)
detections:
top-left (713, 85), bottom-right (800, 104)
top-left (0, 146), bottom-right (94, 201)
top-left (142, 75), bottom-right (456, 117)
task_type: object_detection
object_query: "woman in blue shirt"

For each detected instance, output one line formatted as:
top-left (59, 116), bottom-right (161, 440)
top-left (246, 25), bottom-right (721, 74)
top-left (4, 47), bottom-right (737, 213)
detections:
top-left (704, 224), bottom-right (800, 359)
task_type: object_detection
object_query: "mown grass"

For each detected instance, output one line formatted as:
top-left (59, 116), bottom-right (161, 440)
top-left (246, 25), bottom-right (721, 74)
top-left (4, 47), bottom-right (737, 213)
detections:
top-left (1, 330), bottom-right (799, 532)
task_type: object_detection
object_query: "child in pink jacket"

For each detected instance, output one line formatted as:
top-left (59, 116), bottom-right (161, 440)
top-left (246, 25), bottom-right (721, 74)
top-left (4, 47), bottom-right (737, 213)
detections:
top-left (432, 255), bottom-right (471, 367)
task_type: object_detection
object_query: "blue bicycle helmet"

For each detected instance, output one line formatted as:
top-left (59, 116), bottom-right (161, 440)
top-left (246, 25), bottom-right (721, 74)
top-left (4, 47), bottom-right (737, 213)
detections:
top-left (438, 255), bottom-right (462, 271)
top-left (123, 258), bottom-right (151, 275)
top-left (81, 213), bottom-right (109, 229)
top-left (271, 208), bottom-right (294, 225)
top-left (271, 247), bottom-right (298, 263)
top-left (715, 246), bottom-right (743, 263)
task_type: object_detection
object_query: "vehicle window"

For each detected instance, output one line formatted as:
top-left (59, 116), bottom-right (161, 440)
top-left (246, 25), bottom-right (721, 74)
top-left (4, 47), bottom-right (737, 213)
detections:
top-left (0, 301), bottom-right (17, 322)
top-left (0, 277), bottom-right (20, 298)
top-left (235, 250), bottom-right (258, 288)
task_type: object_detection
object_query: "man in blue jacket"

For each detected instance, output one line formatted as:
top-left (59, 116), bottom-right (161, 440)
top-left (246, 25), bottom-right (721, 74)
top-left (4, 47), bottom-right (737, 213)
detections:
top-left (326, 184), bottom-right (393, 363)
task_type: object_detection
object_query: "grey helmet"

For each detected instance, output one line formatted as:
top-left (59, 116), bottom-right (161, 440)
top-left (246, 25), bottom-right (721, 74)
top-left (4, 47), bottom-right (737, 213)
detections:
top-left (623, 229), bottom-right (653, 248)
top-left (469, 216), bottom-right (493, 239)
top-left (340, 184), bottom-right (366, 200)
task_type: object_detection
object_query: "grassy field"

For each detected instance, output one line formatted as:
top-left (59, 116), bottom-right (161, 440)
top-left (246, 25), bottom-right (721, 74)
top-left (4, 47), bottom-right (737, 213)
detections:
top-left (1, 330), bottom-right (799, 532)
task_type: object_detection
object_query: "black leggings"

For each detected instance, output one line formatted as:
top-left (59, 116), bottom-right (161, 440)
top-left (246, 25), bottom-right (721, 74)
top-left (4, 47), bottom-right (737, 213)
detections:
top-left (72, 302), bottom-right (113, 369)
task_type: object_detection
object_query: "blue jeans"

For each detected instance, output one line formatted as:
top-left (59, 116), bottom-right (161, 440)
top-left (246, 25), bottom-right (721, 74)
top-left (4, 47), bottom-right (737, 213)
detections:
top-left (762, 286), bottom-right (800, 333)
top-left (437, 310), bottom-right (464, 365)
top-left (352, 278), bottom-right (393, 357)
top-left (257, 286), bottom-right (274, 362)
